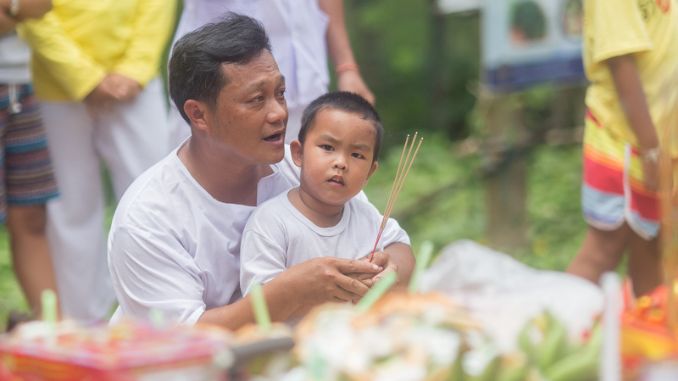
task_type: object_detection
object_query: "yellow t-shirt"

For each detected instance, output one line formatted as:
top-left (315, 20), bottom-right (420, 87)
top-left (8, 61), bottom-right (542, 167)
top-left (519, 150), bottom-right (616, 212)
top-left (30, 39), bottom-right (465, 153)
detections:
top-left (19, 0), bottom-right (176, 101)
top-left (584, 0), bottom-right (678, 156)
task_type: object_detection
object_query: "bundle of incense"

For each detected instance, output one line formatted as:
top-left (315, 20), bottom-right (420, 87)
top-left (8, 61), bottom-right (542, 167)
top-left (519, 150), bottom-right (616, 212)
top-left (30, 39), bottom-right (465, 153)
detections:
top-left (369, 132), bottom-right (423, 261)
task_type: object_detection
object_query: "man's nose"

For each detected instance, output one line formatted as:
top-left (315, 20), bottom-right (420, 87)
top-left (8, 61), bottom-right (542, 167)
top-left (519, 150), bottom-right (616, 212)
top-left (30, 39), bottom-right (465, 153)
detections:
top-left (267, 98), bottom-right (287, 124)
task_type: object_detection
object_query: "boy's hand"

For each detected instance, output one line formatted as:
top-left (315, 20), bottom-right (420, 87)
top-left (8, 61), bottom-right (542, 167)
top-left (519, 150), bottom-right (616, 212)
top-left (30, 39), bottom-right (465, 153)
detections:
top-left (641, 150), bottom-right (660, 192)
top-left (348, 251), bottom-right (399, 287)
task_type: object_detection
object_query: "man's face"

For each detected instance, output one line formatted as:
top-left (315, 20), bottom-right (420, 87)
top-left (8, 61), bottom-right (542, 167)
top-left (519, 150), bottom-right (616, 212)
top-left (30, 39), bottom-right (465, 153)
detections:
top-left (292, 108), bottom-right (378, 211)
top-left (205, 50), bottom-right (288, 165)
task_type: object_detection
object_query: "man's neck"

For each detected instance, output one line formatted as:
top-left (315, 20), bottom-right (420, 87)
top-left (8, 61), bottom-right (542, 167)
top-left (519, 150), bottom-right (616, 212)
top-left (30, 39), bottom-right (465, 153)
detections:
top-left (178, 137), bottom-right (273, 205)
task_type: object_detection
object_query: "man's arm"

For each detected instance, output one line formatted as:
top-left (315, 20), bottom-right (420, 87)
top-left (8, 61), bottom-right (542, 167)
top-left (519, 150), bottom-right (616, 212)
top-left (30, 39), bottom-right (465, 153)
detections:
top-left (607, 54), bottom-right (659, 191)
top-left (201, 257), bottom-right (383, 327)
top-left (318, 0), bottom-right (375, 104)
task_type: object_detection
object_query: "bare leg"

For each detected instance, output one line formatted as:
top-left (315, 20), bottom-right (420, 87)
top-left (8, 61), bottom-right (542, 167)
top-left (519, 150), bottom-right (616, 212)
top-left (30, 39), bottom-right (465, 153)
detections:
top-left (567, 224), bottom-right (631, 285)
top-left (628, 231), bottom-right (661, 297)
top-left (7, 204), bottom-right (60, 318)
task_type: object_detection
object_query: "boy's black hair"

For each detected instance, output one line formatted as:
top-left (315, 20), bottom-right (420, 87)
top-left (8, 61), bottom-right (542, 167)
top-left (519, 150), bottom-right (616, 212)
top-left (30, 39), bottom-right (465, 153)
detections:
top-left (299, 92), bottom-right (383, 161)
top-left (168, 13), bottom-right (271, 123)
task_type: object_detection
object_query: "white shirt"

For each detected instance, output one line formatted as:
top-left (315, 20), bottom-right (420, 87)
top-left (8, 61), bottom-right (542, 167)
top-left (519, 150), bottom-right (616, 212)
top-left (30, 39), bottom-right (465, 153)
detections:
top-left (174, 0), bottom-right (329, 110)
top-left (240, 191), bottom-right (410, 294)
top-left (107, 144), bottom-right (299, 324)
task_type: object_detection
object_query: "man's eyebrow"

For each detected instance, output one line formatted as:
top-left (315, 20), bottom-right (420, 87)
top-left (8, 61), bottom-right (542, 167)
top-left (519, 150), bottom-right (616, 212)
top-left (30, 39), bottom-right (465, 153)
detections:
top-left (242, 74), bottom-right (286, 92)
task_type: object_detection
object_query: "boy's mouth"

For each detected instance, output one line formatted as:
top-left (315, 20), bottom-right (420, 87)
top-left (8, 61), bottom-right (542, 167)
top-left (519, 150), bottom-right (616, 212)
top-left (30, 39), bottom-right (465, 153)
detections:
top-left (328, 175), bottom-right (345, 186)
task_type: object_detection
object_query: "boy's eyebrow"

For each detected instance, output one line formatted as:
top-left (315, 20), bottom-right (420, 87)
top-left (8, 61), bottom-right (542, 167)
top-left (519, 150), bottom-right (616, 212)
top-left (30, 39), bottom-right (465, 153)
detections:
top-left (317, 134), bottom-right (373, 151)
top-left (350, 143), bottom-right (372, 151)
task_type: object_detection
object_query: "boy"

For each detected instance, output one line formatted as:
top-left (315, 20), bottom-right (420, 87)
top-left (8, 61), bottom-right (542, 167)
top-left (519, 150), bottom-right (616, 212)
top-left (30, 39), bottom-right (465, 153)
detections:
top-left (240, 92), bottom-right (413, 295)
top-left (567, 0), bottom-right (678, 296)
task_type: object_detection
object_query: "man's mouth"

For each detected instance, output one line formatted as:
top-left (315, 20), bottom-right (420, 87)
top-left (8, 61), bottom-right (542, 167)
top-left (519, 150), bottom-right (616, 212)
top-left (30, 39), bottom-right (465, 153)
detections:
top-left (263, 131), bottom-right (284, 142)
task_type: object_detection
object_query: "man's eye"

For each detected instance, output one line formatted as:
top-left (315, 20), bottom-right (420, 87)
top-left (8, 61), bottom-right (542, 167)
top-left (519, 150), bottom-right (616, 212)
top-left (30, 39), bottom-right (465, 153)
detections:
top-left (250, 95), bottom-right (264, 103)
top-left (277, 88), bottom-right (286, 98)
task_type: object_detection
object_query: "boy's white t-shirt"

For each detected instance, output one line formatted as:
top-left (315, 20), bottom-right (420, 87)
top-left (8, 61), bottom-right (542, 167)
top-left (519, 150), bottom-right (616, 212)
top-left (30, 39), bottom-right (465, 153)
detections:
top-left (240, 190), bottom-right (410, 294)
top-left (107, 145), bottom-right (299, 324)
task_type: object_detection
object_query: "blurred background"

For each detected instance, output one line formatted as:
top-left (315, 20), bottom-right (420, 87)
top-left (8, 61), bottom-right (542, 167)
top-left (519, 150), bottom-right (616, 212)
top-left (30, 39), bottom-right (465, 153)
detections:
top-left (0, 0), bottom-right (588, 322)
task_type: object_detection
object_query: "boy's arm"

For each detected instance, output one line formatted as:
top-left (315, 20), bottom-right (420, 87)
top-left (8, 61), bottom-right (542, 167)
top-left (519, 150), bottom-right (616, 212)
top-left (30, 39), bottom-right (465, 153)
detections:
top-left (607, 54), bottom-right (659, 190)
top-left (380, 242), bottom-right (415, 286)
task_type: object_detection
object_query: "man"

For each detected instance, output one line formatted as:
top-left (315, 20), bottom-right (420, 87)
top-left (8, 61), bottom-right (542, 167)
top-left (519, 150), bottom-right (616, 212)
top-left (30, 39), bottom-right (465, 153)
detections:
top-left (108, 14), bottom-right (410, 329)
top-left (168, 0), bottom-right (375, 145)
top-left (20, 0), bottom-right (176, 320)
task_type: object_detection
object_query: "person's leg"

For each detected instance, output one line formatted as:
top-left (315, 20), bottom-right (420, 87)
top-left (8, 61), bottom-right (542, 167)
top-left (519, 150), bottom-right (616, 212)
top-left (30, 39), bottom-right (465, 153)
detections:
top-left (40, 102), bottom-right (112, 321)
top-left (4, 84), bottom-right (60, 318)
top-left (627, 232), bottom-right (661, 297)
top-left (7, 205), bottom-right (58, 317)
top-left (96, 78), bottom-right (169, 199)
top-left (567, 223), bottom-right (630, 284)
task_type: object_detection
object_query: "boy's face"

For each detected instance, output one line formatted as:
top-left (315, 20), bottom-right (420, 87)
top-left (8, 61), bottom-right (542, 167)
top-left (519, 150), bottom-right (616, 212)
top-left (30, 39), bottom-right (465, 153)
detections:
top-left (291, 108), bottom-right (378, 212)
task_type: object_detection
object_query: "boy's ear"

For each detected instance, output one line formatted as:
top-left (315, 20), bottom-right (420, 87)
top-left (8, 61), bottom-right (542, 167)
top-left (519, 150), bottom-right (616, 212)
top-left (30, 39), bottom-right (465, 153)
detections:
top-left (290, 139), bottom-right (303, 167)
top-left (366, 161), bottom-right (379, 179)
top-left (183, 99), bottom-right (210, 133)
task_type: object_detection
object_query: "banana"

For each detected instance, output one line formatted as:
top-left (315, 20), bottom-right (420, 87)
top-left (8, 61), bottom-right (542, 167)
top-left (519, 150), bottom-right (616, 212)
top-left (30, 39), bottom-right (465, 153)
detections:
top-left (516, 318), bottom-right (539, 363)
top-left (536, 311), bottom-right (568, 372)
top-left (496, 353), bottom-right (531, 381)
top-left (543, 325), bottom-right (602, 381)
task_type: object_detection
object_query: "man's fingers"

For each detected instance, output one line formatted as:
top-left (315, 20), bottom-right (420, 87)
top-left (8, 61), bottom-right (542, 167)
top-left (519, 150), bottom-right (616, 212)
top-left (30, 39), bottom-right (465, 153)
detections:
top-left (336, 258), bottom-right (381, 274)
top-left (336, 273), bottom-right (370, 297)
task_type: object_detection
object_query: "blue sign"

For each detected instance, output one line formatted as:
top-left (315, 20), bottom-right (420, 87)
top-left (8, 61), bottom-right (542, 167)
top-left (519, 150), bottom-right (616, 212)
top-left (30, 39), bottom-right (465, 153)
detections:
top-left (482, 0), bottom-right (585, 92)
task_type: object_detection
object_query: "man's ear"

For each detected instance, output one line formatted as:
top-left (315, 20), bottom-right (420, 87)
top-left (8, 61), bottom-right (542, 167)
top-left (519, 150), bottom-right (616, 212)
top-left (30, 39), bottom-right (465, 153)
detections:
top-left (183, 99), bottom-right (211, 133)
top-left (290, 140), bottom-right (303, 168)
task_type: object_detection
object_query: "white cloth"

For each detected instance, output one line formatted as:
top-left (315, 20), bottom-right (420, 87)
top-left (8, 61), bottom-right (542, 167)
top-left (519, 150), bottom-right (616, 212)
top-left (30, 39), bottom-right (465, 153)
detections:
top-left (108, 145), bottom-right (300, 324)
top-left (420, 240), bottom-right (604, 353)
top-left (43, 78), bottom-right (169, 321)
top-left (0, 33), bottom-right (30, 83)
top-left (240, 191), bottom-right (410, 294)
top-left (169, 0), bottom-right (329, 144)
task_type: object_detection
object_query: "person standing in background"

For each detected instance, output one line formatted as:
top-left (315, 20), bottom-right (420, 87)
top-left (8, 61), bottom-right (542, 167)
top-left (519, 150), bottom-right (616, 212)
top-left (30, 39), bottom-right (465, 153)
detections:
top-left (19, 0), bottom-right (176, 321)
top-left (567, 0), bottom-right (678, 296)
top-left (0, 0), bottom-right (59, 320)
top-left (168, 0), bottom-right (375, 145)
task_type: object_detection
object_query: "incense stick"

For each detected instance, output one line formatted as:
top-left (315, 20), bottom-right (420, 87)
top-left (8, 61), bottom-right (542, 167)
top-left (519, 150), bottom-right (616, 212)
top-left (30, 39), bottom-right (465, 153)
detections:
top-left (369, 133), bottom-right (423, 260)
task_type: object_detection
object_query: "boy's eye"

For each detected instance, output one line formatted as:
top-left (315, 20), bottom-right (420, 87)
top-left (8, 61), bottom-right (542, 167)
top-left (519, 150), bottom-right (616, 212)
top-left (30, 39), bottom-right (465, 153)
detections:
top-left (352, 152), bottom-right (366, 160)
top-left (319, 144), bottom-right (333, 151)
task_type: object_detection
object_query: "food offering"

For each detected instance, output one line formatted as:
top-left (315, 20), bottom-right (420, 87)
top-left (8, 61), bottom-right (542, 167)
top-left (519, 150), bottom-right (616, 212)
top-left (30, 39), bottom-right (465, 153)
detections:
top-left (0, 320), bottom-right (232, 381)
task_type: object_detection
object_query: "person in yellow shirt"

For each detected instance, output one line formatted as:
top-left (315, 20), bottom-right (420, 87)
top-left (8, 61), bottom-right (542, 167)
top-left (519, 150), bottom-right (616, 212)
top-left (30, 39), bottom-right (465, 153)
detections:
top-left (19, 0), bottom-right (176, 321)
top-left (568, 0), bottom-right (678, 296)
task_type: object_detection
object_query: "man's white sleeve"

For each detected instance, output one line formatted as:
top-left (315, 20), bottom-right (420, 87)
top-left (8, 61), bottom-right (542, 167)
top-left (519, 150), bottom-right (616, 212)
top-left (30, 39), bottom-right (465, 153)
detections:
top-left (108, 226), bottom-right (206, 324)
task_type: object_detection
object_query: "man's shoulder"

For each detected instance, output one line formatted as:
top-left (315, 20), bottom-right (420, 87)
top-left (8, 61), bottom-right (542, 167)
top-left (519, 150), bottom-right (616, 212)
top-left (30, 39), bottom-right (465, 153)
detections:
top-left (112, 152), bottom-right (189, 229)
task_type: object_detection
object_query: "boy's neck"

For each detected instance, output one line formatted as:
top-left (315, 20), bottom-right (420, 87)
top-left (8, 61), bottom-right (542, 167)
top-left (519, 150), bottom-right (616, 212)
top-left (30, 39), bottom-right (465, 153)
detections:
top-left (287, 188), bottom-right (344, 228)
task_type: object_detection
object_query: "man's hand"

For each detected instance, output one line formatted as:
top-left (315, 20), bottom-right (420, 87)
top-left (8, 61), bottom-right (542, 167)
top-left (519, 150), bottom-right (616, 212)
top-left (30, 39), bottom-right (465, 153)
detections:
top-left (85, 74), bottom-right (141, 106)
top-left (281, 257), bottom-right (382, 312)
top-left (107, 73), bottom-right (141, 101)
top-left (337, 70), bottom-right (375, 105)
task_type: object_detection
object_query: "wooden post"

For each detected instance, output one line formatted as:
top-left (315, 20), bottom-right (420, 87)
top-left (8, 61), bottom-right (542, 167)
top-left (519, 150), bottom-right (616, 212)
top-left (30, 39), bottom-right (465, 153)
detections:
top-left (482, 92), bottom-right (528, 252)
